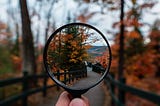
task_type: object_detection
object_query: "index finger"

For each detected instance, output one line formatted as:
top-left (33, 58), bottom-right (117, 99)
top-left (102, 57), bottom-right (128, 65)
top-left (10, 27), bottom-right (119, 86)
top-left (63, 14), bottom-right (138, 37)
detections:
top-left (56, 91), bottom-right (71, 106)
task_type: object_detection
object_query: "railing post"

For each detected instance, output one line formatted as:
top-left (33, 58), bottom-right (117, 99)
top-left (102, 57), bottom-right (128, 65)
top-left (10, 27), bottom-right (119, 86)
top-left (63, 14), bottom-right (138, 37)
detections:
top-left (85, 68), bottom-right (87, 77)
top-left (22, 71), bottom-right (28, 106)
top-left (72, 71), bottom-right (74, 82)
top-left (82, 69), bottom-right (84, 77)
top-left (80, 70), bottom-right (82, 78)
top-left (72, 72), bottom-right (74, 80)
top-left (64, 70), bottom-right (67, 84)
top-left (43, 73), bottom-right (47, 97)
top-left (57, 70), bottom-right (60, 90)
top-left (0, 87), bottom-right (5, 101)
top-left (76, 71), bottom-right (78, 80)
top-left (118, 77), bottom-right (126, 104)
top-left (110, 73), bottom-right (115, 106)
top-left (69, 72), bottom-right (71, 84)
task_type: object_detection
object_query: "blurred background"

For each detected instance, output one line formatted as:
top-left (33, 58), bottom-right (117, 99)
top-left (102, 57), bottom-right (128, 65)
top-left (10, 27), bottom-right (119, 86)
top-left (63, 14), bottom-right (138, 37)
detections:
top-left (0, 0), bottom-right (160, 106)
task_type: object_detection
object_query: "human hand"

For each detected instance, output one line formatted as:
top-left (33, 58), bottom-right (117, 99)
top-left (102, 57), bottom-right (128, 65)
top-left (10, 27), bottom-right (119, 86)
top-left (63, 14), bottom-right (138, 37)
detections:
top-left (56, 91), bottom-right (89, 106)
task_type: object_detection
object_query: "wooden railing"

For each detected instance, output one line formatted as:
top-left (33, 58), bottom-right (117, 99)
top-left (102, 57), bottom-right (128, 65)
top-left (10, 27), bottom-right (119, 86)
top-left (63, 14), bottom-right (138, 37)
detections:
top-left (0, 72), bottom-right (52, 106)
top-left (105, 74), bottom-right (160, 106)
top-left (0, 69), bottom-right (87, 106)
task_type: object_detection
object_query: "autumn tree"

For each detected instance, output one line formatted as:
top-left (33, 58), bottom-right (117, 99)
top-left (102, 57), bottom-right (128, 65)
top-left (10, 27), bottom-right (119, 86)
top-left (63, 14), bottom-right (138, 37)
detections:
top-left (86, 0), bottom-right (158, 84)
top-left (124, 0), bottom-right (158, 79)
top-left (47, 26), bottom-right (91, 72)
top-left (148, 19), bottom-right (160, 77)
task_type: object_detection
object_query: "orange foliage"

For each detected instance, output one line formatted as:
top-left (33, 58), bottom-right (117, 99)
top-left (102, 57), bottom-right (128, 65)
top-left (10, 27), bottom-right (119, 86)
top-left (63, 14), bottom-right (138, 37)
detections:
top-left (126, 31), bottom-right (140, 39)
top-left (113, 19), bottom-right (143, 28)
top-left (47, 27), bottom-right (92, 73)
top-left (110, 8), bottom-right (160, 105)
top-left (11, 55), bottom-right (22, 71)
top-left (95, 50), bottom-right (110, 68)
top-left (0, 21), bottom-right (12, 45)
top-left (149, 30), bottom-right (160, 46)
top-left (125, 51), bottom-right (156, 78)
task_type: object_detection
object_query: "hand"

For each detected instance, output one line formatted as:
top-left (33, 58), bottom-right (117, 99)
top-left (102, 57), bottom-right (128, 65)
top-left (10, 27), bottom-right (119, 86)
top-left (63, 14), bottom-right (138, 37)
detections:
top-left (56, 91), bottom-right (89, 106)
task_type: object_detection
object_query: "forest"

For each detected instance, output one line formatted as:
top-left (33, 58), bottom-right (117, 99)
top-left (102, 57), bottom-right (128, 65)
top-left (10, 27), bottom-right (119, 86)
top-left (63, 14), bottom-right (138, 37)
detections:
top-left (0, 0), bottom-right (160, 106)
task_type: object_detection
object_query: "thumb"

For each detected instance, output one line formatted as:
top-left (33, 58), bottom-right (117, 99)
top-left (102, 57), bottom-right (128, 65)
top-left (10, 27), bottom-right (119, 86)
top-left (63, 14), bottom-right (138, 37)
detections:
top-left (69, 98), bottom-right (87, 106)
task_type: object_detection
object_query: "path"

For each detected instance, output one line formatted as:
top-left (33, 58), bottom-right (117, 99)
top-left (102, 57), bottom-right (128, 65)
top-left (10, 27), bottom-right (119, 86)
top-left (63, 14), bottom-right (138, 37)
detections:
top-left (84, 82), bottom-right (105, 106)
top-left (37, 82), bottom-right (107, 106)
top-left (37, 71), bottom-right (111, 106)
top-left (70, 71), bottom-right (101, 89)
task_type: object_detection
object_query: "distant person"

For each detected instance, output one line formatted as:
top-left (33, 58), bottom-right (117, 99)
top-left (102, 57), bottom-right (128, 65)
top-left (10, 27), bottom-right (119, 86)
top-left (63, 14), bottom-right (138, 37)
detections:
top-left (56, 91), bottom-right (89, 106)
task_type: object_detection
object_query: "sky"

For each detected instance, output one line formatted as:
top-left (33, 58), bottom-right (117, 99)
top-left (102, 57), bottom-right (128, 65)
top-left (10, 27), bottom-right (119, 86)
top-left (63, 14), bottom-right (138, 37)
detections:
top-left (0, 0), bottom-right (160, 45)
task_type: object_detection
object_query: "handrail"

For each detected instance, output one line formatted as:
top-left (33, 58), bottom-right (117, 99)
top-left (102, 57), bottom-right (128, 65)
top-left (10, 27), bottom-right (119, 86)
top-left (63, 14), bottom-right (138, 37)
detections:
top-left (105, 80), bottom-right (125, 106)
top-left (0, 77), bottom-right (23, 87)
top-left (0, 84), bottom-right (56, 106)
top-left (53, 69), bottom-right (87, 75)
top-left (0, 74), bottom-right (46, 87)
top-left (0, 74), bottom-right (49, 106)
top-left (0, 69), bottom-right (87, 106)
top-left (106, 74), bottom-right (160, 105)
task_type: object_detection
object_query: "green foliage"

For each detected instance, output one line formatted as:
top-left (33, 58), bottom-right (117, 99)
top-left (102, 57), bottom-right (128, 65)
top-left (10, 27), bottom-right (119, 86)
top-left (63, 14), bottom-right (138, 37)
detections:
top-left (0, 47), bottom-right (14, 74)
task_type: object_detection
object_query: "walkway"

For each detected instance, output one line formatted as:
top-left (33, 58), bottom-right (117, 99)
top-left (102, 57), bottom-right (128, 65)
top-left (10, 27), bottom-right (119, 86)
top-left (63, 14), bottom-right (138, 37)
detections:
top-left (84, 82), bottom-right (105, 106)
top-left (37, 82), bottom-right (110, 106)
top-left (36, 71), bottom-right (111, 106)
top-left (70, 71), bottom-right (101, 89)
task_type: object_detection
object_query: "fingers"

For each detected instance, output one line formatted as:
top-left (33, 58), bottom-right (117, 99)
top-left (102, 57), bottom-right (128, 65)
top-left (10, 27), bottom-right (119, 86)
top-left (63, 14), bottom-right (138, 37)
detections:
top-left (69, 98), bottom-right (86, 106)
top-left (81, 96), bottom-right (90, 106)
top-left (69, 96), bottom-right (89, 106)
top-left (56, 91), bottom-right (90, 106)
top-left (56, 91), bottom-right (71, 106)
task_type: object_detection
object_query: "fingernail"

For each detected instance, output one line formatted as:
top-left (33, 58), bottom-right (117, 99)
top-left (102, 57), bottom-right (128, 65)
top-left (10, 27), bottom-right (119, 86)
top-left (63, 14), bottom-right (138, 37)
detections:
top-left (70, 98), bottom-right (86, 106)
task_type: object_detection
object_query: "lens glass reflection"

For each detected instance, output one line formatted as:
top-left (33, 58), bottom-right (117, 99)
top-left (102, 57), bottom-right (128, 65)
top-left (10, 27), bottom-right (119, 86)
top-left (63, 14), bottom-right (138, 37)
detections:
top-left (46, 24), bottom-right (110, 89)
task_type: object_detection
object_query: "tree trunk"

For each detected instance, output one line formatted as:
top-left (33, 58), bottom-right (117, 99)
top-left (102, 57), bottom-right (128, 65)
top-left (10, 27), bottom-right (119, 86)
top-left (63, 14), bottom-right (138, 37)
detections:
top-left (118, 0), bottom-right (125, 79)
top-left (19, 0), bottom-right (37, 74)
top-left (118, 0), bottom-right (125, 104)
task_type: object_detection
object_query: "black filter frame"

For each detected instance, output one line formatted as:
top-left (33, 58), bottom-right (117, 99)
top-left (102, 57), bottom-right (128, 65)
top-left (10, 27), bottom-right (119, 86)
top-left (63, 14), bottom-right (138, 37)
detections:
top-left (43, 23), bottom-right (112, 97)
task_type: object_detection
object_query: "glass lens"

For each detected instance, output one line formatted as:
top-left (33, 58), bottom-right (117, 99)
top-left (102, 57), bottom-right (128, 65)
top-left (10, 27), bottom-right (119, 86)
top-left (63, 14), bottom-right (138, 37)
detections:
top-left (45, 24), bottom-right (111, 90)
